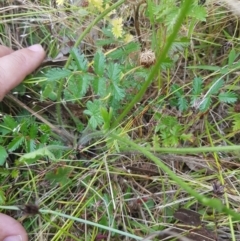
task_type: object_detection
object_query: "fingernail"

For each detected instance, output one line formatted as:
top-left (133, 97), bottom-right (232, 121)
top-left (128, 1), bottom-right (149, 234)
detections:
top-left (3, 235), bottom-right (22, 241)
top-left (27, 44), bottom-right (44, 52)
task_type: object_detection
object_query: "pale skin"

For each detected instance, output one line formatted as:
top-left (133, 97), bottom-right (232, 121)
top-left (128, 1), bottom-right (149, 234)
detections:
top-left (0, 44), bottom-right (45, 241)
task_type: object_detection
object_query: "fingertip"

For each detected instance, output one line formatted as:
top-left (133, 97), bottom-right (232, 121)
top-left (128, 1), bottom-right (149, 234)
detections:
top-left (27, 44), bottom-right (45, 53)
top-left (3, 235), bottom-right (22, 241)
top-left (0, 44), bottom-right (46, 100)
top-left (0, 214), bottom-right (28, 241)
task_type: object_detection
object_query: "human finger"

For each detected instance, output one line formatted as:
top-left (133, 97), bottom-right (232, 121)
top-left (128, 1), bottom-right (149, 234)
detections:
top-left (0, 44), bottom-right (45, 101)
top-left (0, 45), bottom-right (14, 57)
top-left (0, 213), bottom-right (28, 241)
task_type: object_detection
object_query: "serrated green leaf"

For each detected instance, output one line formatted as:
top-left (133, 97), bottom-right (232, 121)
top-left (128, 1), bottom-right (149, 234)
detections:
top-left (178, 96), bottom-right (188, 111)
top-left (218, 92), bottom-right (237, 103)
top-left (232, 114), bottom-right (240, 131)
top-left (165, 8), bottom-right (180, 31)
top-left (29, 124), bottom-right (38, 139)
top-left (42, 83), bottom-right (56, 100)
top-left (45, 68), bottom-right (72, 81)
top-left (171, 84), bottom-right (183, 98)
top-left (107, 42), bottom-right (140, 60)
top-left (26, 139), bottom-right (36, 152)
top-left (192, 77), bottom-right (202, 96)
top-left (92, 76), bottom-right (107, 97)
top-left (189, 5), bottom-right (206, 21)
top-left (160, 57), bottom-right (173, 70)
top-left (228, 48), bottom-right (237, 65)
top-left (8, 136), bottom-right (24, 152)
top-left (45, 167), bottom-right (71, 186)
top-left (19, 121), bottom-right (29, 135)
top-left (110, 83), bottom-right (125, 101)
top-left (65, 73), bottom-right (92, 101)
top-left (93, 51), bottom-right (105, 76)
top-left (81, 74), bottom-right (92, 95)
top-left (11, 169), bottom-right (19, 179)
top-left (70, 48), bottom-right (88, 72)
top-left (107, 63), bottom-right (121, 81)
top-left (2, 115), bottom-right (18, 131)
top-left (96, 38), bottom-right (116, 47)
top-left (208, 78), bottom-right (224, 95)
top-left (4, 117), bottom-right (15, 129)
top-left (84, 100), bottom-right (104, 129)
top-left (0, 146), bottom-right (8, 166)
top-left (199, 97), bottom-right (211, 111)
top-left (170, 37), bottom-right (189, 54)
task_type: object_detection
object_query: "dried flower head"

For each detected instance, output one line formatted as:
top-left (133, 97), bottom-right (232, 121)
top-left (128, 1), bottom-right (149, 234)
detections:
top-left (19, 204), bottom-right (41, 215)
top-left (139, 49), bottom-right (156, 68)
top-left (234, 102), bottom-right (240, 113)
top-left (80, 0), bottom-right (89, 7)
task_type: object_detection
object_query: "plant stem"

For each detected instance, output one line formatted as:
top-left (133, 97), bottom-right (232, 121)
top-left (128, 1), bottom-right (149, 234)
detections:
top-left (111, 0), bottom-right (192, 128)
top-left (110, 132), bottom-right (240, 220)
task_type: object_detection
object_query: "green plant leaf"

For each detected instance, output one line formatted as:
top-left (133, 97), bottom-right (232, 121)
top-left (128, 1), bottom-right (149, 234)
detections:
top-left (101, 107), bottom-right (113, 131)
top-left (199, 97), bottom-right (211, 111)
top-left (64, 73), bottom-right (92, 101)
top-left (110, 83), bottom-right (125, 101)
top-left (29, 124), bottom-right (38, 139)
top-left (25, 139), bottom-right (36, 153)
top-left (107, 42), bottom-right (140, 60)
top-left (178, 96), bottom-right (188, 111)
top-left (192, 77), bottom-right (202, 96)
top-left (107, 62), bottom-right (121, 81)
top-left (232, 114), bottom-right (240, 131)
top-left (0, 189), bottom-right (6, 204)
top-left (42, 83), bottom-right (57, 101)
top-left (19, 146), bottom-right (56, 163)
top-left (0, 146), bottom-right (8, 166)
top-left (171, 84), bottom-right (183, 98)
top-left (0, 115), bottom-right (18, 135)
top-left (7, 136), bottom-right (24, 152)
top-left (169, 37), bottom-right (189, 54)
top-left (45, 68), bottom-right (72, 81)
top-left (218, 92), bottom-right (237, 103)
top-left (45, 167), bottom-right (71, 186)
top-left (92, 76), bottom-right (107, 97)
top-left (93, 51), bottom-right (105, 76)
top-left (11, 169), bottom-right (19, 179)
top-left (208, 78), bottom-right (224, 96)
top-left (189, 5), bottom-right (206, 21)
top-left (70, 47), bottom-right (88, 72)
top-left (228, 48), bottom-right (238, 65)
top-left (84, 100), bottom-right (104, 129)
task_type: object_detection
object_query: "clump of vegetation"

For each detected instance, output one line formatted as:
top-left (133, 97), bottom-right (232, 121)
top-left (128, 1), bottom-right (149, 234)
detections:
top-left (1, 0), bottom-right (240, 240)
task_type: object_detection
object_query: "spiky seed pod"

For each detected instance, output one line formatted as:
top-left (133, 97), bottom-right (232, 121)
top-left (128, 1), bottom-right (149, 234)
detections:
top-left (139, 49), bottom-right (156, 68)
top-left (80, 0), bottom-right (89, 7)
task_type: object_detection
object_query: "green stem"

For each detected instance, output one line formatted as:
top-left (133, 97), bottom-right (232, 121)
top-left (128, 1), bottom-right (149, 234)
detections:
top-left (110, 132), bottom-right (240, 220)
top-left (0, 205), bottom-right (142, 240)
top-left (56, 0), bottom-right (126, 125)
top-left (111, 0), bottom-right (192, 128)
top-left (146, 145), bottom-right (240, 154)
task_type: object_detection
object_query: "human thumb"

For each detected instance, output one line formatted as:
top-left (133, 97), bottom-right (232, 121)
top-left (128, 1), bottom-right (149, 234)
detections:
top-left (0, 213), bottom-right (28, 241)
